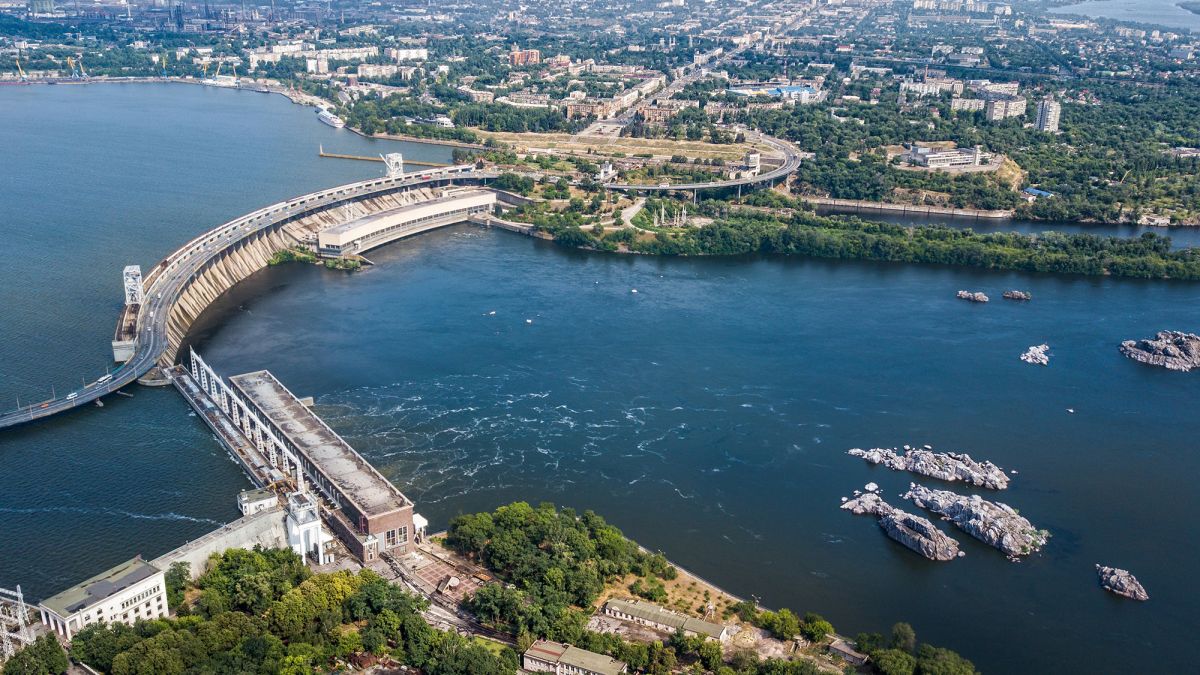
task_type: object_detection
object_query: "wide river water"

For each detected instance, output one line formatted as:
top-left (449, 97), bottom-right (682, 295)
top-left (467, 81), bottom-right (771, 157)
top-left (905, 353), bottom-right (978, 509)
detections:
top-left (3, 83), bottom-right (1199, 674)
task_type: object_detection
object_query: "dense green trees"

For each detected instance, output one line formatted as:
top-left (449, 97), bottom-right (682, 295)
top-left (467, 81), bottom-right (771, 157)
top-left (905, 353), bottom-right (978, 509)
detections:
top-left (853, 623), bottom-right (978, 675)
top-left (1, 635), bottom-right (69, 675)
top-left (64, 548), bottom-right (517, 675)
top-left (553, 201), bottom-right (1200, 279)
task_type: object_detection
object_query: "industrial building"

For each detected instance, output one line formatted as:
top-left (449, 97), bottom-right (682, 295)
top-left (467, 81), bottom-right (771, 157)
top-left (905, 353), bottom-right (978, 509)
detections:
top-left (523, 640), bottom-right (627, 675)
top-left (38, 558), bottom-right (167, 640)
top-left (228, 370), bottom-right (421, 562)
top-left (603, 598), bottom-right (733, 643)
top-left (904, 144), bottom-right (993, 168)
top-left (316, 189), bottom-right (496, 257)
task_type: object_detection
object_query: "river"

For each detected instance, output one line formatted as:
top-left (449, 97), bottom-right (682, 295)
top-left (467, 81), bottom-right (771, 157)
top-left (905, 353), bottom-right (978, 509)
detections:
top-left (3, 83), bottom-right (1199, 674)
top-left (1050, 0), bottom-right (1200, 32)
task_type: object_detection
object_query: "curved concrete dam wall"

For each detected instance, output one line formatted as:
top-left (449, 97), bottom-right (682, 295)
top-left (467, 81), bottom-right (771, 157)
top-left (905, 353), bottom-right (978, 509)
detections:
top-left (155, 167), bottom-right (496, 364)
top-left (165, 227), bottom-right (297, 360)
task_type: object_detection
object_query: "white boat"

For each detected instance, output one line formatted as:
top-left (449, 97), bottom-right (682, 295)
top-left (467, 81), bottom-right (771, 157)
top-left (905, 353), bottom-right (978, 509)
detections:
top-left (317, 109), bottom-right (345, 128)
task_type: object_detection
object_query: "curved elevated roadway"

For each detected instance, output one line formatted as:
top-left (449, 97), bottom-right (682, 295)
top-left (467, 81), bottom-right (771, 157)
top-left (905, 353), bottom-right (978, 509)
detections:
top-left (603, 133), bottom-right (802, 193)
top-left (0, 166), bottom-right (497, 431)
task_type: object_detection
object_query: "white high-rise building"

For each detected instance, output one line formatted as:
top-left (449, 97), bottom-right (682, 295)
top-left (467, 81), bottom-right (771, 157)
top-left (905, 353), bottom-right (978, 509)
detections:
top-left (1036, 99), bottom-right (1061, 133)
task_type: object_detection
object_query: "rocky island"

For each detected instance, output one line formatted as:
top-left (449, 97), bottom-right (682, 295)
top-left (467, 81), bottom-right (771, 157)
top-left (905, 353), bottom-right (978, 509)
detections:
top-left (1021, 344), bottom-right (1050, 366)
top-left (1119, 331), bottom-right (1200, 372)
top-left (848, 446), bottom-right (1010, 489)
top-left (956, 290), bottom-right (989, 303)
top-left (1096, 565), bottom-right (1149, 601)
top-left (841, 492), bottom-right (962, 561)
top-left (904, 484), bottom-right (1049, 558)
top-left (1003, 290), bottom-right (1032, 301)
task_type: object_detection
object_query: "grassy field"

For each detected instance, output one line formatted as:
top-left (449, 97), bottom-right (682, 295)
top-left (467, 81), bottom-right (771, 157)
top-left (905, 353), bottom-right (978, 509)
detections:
top-left (472, 129), bottom-right (760, 162)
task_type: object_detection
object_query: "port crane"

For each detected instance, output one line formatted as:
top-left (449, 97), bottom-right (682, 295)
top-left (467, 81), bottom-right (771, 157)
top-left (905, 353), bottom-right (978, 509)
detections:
top-left (14, 56), bottom-right (27, 82)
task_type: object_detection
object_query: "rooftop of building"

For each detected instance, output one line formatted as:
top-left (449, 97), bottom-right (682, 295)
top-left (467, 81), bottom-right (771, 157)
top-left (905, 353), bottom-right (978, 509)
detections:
top-left (604, 597), bottom-right (728, 640)
top-left (40, 557), bottom-right (161, 617)
top-left (526, 640), bottom-right (627, 675)
top-left (229, 370), bottom-right (411, 519)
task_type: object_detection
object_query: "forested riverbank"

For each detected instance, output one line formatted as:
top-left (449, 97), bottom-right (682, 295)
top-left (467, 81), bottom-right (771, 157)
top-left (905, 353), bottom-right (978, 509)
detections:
top-left (536, 204), bottom-right (1200, 279)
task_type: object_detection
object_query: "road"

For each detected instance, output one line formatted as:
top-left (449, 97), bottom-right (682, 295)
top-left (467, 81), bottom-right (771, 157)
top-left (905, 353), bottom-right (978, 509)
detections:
top-left (0, 167), bottom-right (495, 431)
top-left (603, 132), bottom-right (802, 192)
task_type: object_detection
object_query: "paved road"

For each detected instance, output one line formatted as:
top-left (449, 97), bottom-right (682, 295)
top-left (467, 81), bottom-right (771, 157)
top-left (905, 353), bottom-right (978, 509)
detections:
top-left (0, 168), bottom-right (494, 431)
top-left (603, 132), bottom-right (802, 192)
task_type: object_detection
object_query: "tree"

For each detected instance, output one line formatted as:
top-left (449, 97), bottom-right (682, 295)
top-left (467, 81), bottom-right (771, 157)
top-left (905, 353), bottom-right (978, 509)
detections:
top-left (890, 622), bottom-right (917, 653)
top-left (698, 640), bottom-right (724, 671)
top-left (2, 635), bottom-right (69, 675)
top-left (914, 644), bottom-right (978, 675)
top-left (771, 608), bottom-right (801, 640)
top-left (164, 561), bottom-right (191, 611)
top-left (874, 648), bottom-right (917, 675)
top-left (799, 612), bottom-right (834, 642)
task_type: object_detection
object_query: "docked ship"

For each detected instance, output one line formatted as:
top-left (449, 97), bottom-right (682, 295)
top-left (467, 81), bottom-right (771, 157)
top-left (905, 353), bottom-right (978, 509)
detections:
top-left (317, 109), bottom-right (345, 128)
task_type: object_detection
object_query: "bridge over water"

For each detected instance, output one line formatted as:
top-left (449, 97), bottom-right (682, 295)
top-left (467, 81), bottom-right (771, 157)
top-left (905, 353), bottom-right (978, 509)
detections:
top-left (1, 131), bottom-right (804, 431)
top-left (0, 166), bottom-right (499, 430)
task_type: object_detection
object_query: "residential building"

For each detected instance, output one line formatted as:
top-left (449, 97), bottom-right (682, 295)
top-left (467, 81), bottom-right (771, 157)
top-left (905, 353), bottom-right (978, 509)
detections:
top-left (951, 97), bottom-right (985, 112)
top-left (523, 640), bottom-right (627, 675)
top-left (39, 557), bottom-right (167, 639)
top-left (1036, 98), bottom-right (1061, 132)
top-left (509, 46), bottom-right (541, 66)
top-left (985, 96), bottom-right (1026, 121)
top-left (603, 598), bottom-right (733, 642)
top-left (385, 47), bottom-right (428, 62)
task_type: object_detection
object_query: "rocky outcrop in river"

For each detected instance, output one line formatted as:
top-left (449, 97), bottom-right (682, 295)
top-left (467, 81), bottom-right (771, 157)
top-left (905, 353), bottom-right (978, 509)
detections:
top-left (1021, 344), bottom-right (1050, 366)
top-left (904, 484), bottom-right (1048, 557)
top-left (1003, 290), bottom-right (1032, 301)
top-left (956, 290), bottom-right (989, 303)
top-left (1096, 565), bottom-right (1149, 601)
top-left (1119, 331), bottom-right (1200, 372)
top-left (848, 446), bottom-right (1010, 489)
top-left (841, 493), bottom-right (962, 561)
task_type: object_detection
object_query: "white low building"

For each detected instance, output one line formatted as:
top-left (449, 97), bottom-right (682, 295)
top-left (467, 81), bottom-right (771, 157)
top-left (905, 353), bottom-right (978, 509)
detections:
top-left (603, 598), bottom-right (733, 642)
top-left (38, 557), bottom-right (167, 640)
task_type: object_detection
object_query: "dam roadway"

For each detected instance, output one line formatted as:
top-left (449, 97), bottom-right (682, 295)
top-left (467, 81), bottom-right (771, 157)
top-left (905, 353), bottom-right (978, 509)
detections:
top-left (0, 166), bottom-right (497, 430)
top-left (0, 132), bottom-right (802, 431)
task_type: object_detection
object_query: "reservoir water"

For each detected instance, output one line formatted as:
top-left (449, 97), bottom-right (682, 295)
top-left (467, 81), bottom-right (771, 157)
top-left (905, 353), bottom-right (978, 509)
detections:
top-left (1050, 0), bottom-right (1200, 32)
top-left (3, 84), bottom-right (1200, 674)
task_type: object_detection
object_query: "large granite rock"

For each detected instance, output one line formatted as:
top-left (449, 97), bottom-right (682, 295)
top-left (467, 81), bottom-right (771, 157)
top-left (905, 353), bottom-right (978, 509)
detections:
top-left (848, 446), bottom-right (1010, 489)
top-left (841, 493), bottom-right (962, 561)
top-left (1096, 565), bottom-right (1149, 601)
top-left (1119, 331), bottom-right (1200, 372)
top-left (956, 290), bottom-right (989, 303)
top-left (1003, 290), bottom-right (1032, 301)
top-left (904, 484), bottom-right (1048, 557)
top-left (1020, 344), bottom-right (1050, 366)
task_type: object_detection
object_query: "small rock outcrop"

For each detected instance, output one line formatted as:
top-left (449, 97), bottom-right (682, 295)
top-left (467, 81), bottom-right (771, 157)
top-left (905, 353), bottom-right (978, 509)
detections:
top-left (1003, 290), bottom-right (1032, 301)
top-left (956, 290), bottom-right (989, 303)
top-left (1096, 565), bottom-right (1149, 601)
top-left (841, 493), bottom-right (961, 561)
top-left (848, 446), bottom-right (1010, 489)
top-left (1020, 344), bottom-right (1050, 366)
top-left (904, 484), bottom-right (1048, 557)
top-left (1119, 331), bottom-right (1200, 372)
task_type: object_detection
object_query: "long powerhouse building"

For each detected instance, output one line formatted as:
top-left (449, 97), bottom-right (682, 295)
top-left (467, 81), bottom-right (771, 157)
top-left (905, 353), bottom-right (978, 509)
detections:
top-left (229, 370), bottom-right (414, 561)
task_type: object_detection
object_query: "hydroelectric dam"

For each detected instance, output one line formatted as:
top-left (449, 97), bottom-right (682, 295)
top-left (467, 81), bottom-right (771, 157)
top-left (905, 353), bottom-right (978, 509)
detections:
top-left (0, 158), bottom-right (515, 430)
